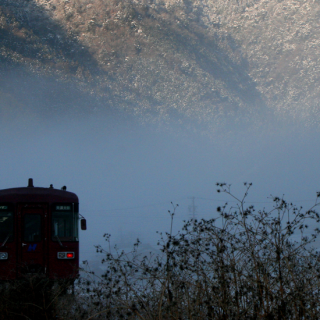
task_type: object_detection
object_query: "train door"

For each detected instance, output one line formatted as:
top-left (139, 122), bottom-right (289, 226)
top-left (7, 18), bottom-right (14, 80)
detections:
top-left (18, 204), bottom-right (48, 274)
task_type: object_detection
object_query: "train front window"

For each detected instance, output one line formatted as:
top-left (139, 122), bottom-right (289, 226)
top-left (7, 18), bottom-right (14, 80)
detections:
top-left (52, 206), bottom-right (78, 242)
top-left (0, 212), bottom-right (13, 243)
top-left (24, 214), bottom-right (41, 242)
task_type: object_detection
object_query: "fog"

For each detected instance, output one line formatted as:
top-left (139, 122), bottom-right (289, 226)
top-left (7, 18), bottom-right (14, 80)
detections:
top-left (1, 112), bottom-right (320, 270)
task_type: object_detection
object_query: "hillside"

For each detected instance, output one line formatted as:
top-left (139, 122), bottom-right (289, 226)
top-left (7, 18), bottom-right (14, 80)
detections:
top-left (0, 0), bottom-right (319, 128)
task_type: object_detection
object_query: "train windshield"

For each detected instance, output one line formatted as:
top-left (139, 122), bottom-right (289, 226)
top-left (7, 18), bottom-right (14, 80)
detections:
top-left (52, 204), bottom-right (78, 242)
top-left (0, 212), bottom-right (13, 243)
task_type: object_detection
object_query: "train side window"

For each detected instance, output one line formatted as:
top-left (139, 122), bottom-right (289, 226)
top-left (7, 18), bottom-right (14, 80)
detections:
top-left (24, 215), bottom-right (41, 242)
top-left (0, 212), bottom-right (13, 243)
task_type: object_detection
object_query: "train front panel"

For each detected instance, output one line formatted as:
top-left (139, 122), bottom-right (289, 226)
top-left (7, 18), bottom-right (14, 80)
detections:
top-left (48, 203), bottom-right (79, 280)
top-left (0, 181), bottom-right (81, 281)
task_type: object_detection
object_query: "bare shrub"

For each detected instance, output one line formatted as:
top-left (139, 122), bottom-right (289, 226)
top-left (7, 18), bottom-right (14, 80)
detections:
top-left (73, 183), bottom-right (320, 319)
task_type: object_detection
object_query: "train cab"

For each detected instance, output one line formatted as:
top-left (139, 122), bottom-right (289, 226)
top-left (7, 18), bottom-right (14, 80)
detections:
top-left (0, 179), bottom-right (85, 281)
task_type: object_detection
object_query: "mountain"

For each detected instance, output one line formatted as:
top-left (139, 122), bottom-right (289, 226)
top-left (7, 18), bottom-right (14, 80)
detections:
top-left (0, 0), bottom-right (319, 128)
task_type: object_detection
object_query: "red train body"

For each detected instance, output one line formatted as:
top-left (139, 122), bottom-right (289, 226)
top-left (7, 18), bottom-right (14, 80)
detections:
top-left (0, 179), bottom-right (83, 281)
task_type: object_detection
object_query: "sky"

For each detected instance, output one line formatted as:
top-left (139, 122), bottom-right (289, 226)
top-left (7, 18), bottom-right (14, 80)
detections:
top-left (1, 111), bottom-right (320, 269)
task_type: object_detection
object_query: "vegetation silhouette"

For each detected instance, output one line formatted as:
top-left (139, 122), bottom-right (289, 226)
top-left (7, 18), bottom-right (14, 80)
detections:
top-left (68, 183), bottom-right (320, 319)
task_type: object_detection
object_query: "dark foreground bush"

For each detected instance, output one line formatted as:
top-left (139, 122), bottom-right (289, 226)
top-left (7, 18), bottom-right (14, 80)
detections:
top-left (0, 275), bottom-right (63, 320)
top-left (70, 184), bottom-right (320, 319)
top-left (0, 275), bottom-right (76, 320)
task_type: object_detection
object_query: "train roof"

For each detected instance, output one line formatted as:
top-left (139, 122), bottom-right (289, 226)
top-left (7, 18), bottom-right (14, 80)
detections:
top-left (0, 179), bottom-right (78, 203)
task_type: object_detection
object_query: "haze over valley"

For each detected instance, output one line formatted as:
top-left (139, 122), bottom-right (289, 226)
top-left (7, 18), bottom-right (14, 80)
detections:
top-left (1, 0), bottom-right (320, 265)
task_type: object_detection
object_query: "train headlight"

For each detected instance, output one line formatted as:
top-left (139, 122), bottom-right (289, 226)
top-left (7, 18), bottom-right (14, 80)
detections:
top-left (57, 252), bottom-right (75, 259)
top-left (58, 252), bottom-right (66, 259)
top-left (0, 252), bottom-right (8, 260)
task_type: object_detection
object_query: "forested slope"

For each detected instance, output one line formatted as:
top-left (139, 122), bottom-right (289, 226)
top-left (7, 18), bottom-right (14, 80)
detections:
top-left (0, 0), bottom-right (319, 127)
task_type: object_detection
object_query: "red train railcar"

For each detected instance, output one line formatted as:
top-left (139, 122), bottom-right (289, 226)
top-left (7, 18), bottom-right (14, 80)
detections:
top-left (0, 178), bottom-right (86, 281)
